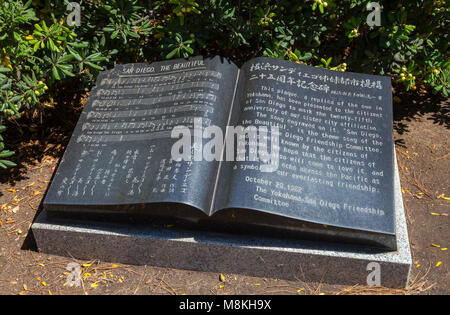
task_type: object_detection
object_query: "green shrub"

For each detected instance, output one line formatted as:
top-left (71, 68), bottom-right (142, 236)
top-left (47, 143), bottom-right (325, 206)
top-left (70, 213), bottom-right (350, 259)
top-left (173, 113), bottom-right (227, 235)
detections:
top-left (0, 123), bottom-right (16, 169)
top-left (0, 0), bottom-right (448, 168)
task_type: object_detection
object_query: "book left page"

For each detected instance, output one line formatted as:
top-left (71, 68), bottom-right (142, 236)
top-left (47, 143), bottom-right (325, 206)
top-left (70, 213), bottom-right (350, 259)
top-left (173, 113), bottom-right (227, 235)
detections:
top-left (44, 56), bottom-right (240, 215)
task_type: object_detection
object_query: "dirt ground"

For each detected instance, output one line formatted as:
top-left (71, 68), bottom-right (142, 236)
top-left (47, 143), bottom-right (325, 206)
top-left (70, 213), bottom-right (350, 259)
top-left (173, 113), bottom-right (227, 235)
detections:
top-left (0, 87), bottom-right (448, 295)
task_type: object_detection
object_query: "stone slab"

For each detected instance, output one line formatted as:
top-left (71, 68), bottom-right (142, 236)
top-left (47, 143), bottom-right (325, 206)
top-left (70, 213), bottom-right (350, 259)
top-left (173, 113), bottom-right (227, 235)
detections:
top-left (32, 161), bottom-right (411, 288)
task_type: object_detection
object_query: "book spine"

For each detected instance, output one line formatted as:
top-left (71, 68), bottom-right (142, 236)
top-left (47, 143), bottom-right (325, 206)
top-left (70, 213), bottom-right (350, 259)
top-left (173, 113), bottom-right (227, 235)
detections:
top-left (209, 68), bottom-right (242, 215)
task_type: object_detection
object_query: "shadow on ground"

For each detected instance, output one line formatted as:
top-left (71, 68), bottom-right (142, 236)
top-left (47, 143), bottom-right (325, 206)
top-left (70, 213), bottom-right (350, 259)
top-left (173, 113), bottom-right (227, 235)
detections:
top-left (0, 81), bottom-right (86, 188)
top-left (392, 87), bottom-right (449, 143)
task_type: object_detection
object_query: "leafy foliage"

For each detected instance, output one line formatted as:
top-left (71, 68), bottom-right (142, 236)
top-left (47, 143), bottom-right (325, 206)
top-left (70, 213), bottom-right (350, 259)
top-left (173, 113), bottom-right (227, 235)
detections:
top-left (0, 0), bottom-right (448, 168)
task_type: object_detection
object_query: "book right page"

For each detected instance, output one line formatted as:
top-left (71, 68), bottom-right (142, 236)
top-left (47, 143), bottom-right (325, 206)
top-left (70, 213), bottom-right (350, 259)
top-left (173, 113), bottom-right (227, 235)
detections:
top-left (213, 57), bottom-right (395, 236)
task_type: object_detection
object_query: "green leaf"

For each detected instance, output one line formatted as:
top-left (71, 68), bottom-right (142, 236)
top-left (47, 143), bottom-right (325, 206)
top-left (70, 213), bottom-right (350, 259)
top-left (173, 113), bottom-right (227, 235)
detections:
top-left (166, 48), bottom-right (179, 59)
top-left (48, 38), bottom-right (57, 51)
top-left (68, 47), bottom-right (82, 61)
top-left (0, 150), bottom-right (15, 158)
top-left (299, 52), bottom-right (312, 61)
top-left (126, 30), bottom-right (140, 39)
top-left (87, 53), bottom-right (105, 62)
top-left (111, 30), bottom-right (119, 39)
top-left (41, 21), bottom-right (48, 32)
top-left (52, 66), bottom-right (61, 80)
top-left (59, 54), bottom-right (75, 63)
top-left (0, 159), bottom-right (17, 167)
top-left (85, 62), bottom-right (103, 71)
top-left (1, 82), bottom-right (11, 90)
top-left (59, 68), bottom-right (75, 77)
top-left (69, 42), bottom-right (89, 48)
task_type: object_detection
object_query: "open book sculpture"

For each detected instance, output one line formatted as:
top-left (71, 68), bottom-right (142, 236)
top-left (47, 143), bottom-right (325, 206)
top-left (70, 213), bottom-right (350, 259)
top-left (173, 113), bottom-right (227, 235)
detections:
top-left (43, 56), bottom-right (397, 250)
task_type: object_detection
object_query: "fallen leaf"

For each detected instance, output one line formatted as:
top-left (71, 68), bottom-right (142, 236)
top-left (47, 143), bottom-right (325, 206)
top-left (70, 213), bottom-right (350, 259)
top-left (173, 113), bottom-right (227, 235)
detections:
top-left (436, 261), bottom-right (442, 267)
top-left (432, 243), bottom-right (441, 248)
top-left (219, 274), bottom-right (226, 282)
top-left (22, 182), bottom-right (35, 190)
top-left (437, 194), bottom-right (450, 200)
